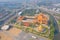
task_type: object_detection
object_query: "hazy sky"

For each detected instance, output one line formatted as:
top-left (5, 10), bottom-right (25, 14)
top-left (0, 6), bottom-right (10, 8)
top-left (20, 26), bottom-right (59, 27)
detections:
top-left (0, 0), bottom-right (39, 2)
top-left (0, 0), bottom-right (23, 2)
top-left (0, 0), bottom-right (18, 1)
top-left (0, 0), bottom-right (39, 3)
top-left (0, 0), bottom-right (59, 3)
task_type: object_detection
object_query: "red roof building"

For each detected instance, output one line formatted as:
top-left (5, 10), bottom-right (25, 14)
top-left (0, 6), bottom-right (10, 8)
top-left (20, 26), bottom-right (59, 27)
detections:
top-left (23, 22), bottom-right (30, 27)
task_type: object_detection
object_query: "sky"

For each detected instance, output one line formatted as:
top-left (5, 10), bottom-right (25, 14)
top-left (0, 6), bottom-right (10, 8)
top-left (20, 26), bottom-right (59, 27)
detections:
top-left (0, 0), bottom-right (60, 3)
top-left (0, 0), bottom-right (40, 3)
top-left (0, 0), bottom-right (23, 2)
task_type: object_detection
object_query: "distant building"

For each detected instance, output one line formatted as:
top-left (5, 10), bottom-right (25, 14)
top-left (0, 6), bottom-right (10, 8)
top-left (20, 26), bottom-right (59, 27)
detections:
top-left (18, 12), bottom-right (22, 16)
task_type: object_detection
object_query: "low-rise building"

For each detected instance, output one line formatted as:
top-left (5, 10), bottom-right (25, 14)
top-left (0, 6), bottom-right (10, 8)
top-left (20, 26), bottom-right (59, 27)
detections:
top-left (36, 13), bottom-right (49, 24)
top-left (1, 25), bottom-right (10, 30)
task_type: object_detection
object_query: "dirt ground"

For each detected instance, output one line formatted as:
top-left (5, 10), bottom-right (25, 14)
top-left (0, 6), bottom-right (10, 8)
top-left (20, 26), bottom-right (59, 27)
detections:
top-left (0, 27), bottom-right (21, 40)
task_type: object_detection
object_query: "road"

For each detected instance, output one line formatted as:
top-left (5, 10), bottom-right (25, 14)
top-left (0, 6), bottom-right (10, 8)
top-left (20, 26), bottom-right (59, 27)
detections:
top-left (0, 12), bottom-right (17, 27)
top-left (16, 31), bottom-right (49, 40)
top-left (0, 7), bottom-right (26, 27)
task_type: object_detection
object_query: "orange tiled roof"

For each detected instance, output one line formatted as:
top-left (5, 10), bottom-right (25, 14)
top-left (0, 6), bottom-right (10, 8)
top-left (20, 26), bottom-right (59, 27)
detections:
top-left (36, 13), bottom-right (48, 24)
top-left (23, 22), bottom-right (30, 26)
top-left (18, 16), bottom-right (24, 21)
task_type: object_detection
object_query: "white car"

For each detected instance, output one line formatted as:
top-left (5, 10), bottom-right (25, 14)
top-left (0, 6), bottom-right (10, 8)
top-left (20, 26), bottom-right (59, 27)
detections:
top-left (32, 36), bottom-right (37, 39)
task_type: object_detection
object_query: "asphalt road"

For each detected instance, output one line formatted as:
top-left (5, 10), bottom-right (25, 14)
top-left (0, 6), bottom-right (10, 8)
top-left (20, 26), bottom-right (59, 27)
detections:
top-left (14, 31), bottom-right (48, 40)
top-left (54, 32), bottom-right (60, 40)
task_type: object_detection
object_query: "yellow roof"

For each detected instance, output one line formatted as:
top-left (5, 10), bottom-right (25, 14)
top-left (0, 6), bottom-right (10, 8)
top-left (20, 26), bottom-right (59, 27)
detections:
top-left (37, 25), bottom-right (43, 32)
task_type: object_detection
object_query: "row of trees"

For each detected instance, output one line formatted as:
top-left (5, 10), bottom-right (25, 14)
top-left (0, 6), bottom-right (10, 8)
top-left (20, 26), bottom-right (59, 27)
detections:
top-left (48, 20), bottom-right (55, 40)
